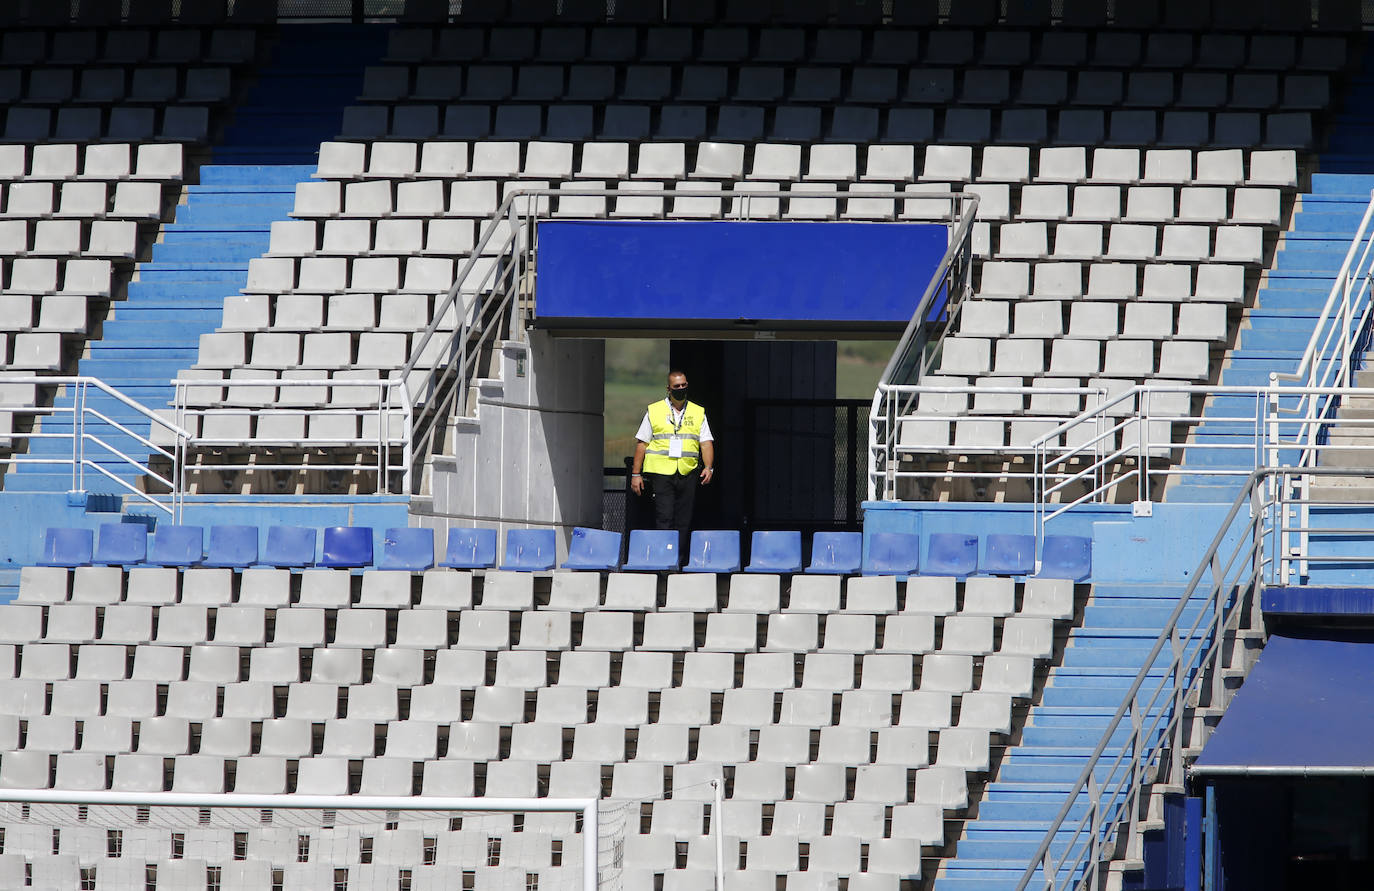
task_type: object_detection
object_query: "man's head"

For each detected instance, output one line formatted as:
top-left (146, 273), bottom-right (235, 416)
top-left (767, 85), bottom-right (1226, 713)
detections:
top-left (667, 370), bottom-right (688, 405)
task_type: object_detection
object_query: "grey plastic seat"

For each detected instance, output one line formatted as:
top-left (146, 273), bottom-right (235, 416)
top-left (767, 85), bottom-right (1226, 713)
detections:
top-left (992, 339), bottom-right (1045, 376)
top-left (998, 222), bottom-right (1048, 259)
top-left (978, 261), bottom-right (1029, 298)
top-left (877, 614), bottom-right (935, 655)
top-left (1027, 263), bottom-right (1081, 300)
top-left (919, 145), bottom-right (973, 183)
top-left (1015, 184), bottom-right (1070, 225)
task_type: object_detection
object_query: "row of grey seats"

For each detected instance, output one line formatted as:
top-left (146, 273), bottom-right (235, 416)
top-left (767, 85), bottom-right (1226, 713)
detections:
top-left (1, 66), bottom-right (233, 107)
top-left (0, 143), bottom-right (184, 181)
top-left (357, 62), bottom-right (1331, 110)
top-left (2, 106), bottom-right (212, 145)
top-left (311, 141), bottom-right (1299, 188)
top-left (16, 567), bottom-right (1075, 616)
top-left (1, 181), bottom-right (164, 220)
top-left (0, 28), bottom-right (257, 66)
top-left (0, 219), bottom-right (142, 259)
top-left (341, 102), bottom-right (1315, 149)
top-left (381, 25), bottom-right (1348, 71)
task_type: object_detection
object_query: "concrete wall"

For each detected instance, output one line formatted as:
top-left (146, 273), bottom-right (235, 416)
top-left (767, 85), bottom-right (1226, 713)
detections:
top-left (425, 332), bottom-right (605, 557)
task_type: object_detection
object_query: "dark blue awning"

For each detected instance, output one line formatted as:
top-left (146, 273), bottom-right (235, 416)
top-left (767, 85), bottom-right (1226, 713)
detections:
top-left (1193, 631), bottom-right (1374, 776)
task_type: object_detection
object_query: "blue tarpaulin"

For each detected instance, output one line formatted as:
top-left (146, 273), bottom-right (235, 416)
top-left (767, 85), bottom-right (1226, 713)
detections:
top-left (1192, 631), bottom-right (1374, 775)
top-left (534, 220), bottom-right (948, 329)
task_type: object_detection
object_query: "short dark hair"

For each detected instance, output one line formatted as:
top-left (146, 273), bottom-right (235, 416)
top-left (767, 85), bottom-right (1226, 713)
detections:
top-left (667, 369), bottom-right (687, 383)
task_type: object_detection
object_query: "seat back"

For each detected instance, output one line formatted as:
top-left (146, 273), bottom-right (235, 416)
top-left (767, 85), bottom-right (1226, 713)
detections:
top-left (746, 530), bottom-right (802, 573)
top-left (320, 527), bottom-right (374, 568)
top-left (684, 530), bottom-right (741, 573)
top-left (1038, 535), bottom-right (1092, 581)
top-left (262, 526), bottom-right (316, 568)
top-left (806, 531), bottom-right (861, 574)
top-left (441, 528), bottom-right (498, 569)
top-left (862, 532), bottom-right (919, 576)
top-left (924, 533), bottom-right (978, 578)
top-left (203, 526), bottom-right (259, 568)
top-left (40, 528), bottom-right (93, 568)
top-left (94, 523), bottom-right (147, 566)
top-left (983, 533), bottom-right (1035, 575)
top-left (622, 529), bottom-right (681, 571)
top-left (561, 527), bottom-right (622, 570)
top-left (149, 525), bottom-right (205, 567)
top-left (378, 527), bottom-right (436, 571)
top-left (501, 529), bottom-right (557, 571)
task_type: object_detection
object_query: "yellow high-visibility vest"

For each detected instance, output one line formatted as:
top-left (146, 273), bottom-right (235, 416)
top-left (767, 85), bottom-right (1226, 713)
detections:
top-left (642, 399), bottom-right (705, 475)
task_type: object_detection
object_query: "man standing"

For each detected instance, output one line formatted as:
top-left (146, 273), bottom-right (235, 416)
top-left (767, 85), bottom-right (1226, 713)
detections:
top-left (630, 370), bottom-right (715, 552)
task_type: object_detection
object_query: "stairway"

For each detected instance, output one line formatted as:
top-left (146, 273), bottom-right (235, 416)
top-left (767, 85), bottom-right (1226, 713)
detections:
top-left (1, 166), bottom-right (303, 499)
top-left (1167, 48), bottom-right (1374, 504)
top-left (934, 583), bottom-right (1197, 890)
top-left (216, 24), bottom-right (387, 165)
top-left (0, 24), bottom-right (386, 505)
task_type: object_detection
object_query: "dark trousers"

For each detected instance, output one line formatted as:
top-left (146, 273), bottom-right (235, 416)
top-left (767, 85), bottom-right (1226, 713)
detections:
top-left (646, 468), bottom-right (699, 555)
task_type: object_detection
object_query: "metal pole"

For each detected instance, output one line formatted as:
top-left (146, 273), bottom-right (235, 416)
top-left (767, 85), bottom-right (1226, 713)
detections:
top-left (713, 779), bottom-right (726, 891)
top-left (582, 800), bottom-right (598, 891)
top-left (1203, 784), bottom-right (1218, 891)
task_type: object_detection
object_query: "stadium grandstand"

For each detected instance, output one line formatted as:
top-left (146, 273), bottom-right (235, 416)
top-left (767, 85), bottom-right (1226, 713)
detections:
top-left (0, 0), bottom-right (1373, 889)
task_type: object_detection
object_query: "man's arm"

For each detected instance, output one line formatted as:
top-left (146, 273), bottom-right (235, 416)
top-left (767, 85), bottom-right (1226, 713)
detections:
top-left (699, 441), bottom-right (714, 485)
top-left (631, 441), bottom-right (647, 495)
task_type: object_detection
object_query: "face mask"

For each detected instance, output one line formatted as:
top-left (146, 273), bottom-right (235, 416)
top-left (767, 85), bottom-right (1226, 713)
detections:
top-left (669, 387), bottom-right (689, 403)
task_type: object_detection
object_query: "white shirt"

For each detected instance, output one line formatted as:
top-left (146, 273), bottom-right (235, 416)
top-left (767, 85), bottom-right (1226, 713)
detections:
top-left (635, 399), bottom-right (713, 444)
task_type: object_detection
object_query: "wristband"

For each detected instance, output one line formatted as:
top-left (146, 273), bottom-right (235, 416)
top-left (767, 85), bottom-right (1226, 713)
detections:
top-left (631, 473), bottom-right (642, 477)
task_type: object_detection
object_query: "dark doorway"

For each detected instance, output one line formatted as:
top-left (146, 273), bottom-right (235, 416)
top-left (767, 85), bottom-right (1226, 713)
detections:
top-left (1208, 777), bottom-right (1374, 890)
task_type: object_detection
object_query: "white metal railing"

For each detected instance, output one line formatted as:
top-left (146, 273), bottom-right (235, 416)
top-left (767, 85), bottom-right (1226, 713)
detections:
top-left (0, 377), bottom-right (191, 516)
top-left (872, 375), bottom-right (1374, 555)
top-left (1015, 465), bottom-right (1371, 890)
top-left (867, 192), bottom-right (981, 500)
top-left (1270, 190), bottom-right (1374, 469)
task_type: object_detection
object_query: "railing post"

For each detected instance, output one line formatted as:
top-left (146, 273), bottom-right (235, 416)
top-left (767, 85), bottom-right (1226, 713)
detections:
top-left (1171, 627), bottom-right (1186, 786)
top-left (1126, 705), bottom-right (1143, 861)
top-left (1086, 773), bottom-right (1101, 891)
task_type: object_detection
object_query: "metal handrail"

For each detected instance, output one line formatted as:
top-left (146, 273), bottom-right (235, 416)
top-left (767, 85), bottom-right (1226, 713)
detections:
top-left (1270, 191), bottom-right (1374, 470)
top-left (0, 376), bottom-right (193, 517)
top-left (867, 193), bottom-right (981, 500)
top-left (1012, 466), bottom-right (1298, 891)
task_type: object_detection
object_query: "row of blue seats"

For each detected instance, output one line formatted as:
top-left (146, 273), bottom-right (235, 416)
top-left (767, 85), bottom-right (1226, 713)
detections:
top-left (38, 524), bottom-right (1091, 580)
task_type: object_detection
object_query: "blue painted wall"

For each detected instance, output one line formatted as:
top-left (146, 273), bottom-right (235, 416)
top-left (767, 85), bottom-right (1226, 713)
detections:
top-left (862, 501), bottom-right (1246, 584)
top-left (536, 221), bottom-right (947, 327)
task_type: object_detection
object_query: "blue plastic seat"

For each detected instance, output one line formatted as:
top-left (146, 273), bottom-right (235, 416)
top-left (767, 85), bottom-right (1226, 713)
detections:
top-left (862, 531), bottom-right (920, 576)
top-left (621, 529), bottom-right (681, 572)
top-left (39, 528), bottom-right (93, 568)
top-left (149, 525), bottom-right (205, 567)
top-left (500, 529), bottom-right (557, 571)
top-left (320, 527), bottom-right (374, 569)
top-left (93, 523), bottom-right (148, 566)
top-left (983, 533), bottom-right (1035, 575)
top-left (684, 530), bottom-right (741, 573)
top-left (440, 528), bottom-right (498, 569)
top-left (924, 533), bottom-right (978, 578)
top-left (745, 530), bottom-right (802, 573)
top-left (1039, 535), bottom-right (1092, 582)
top-left (261, 526), bottom-right (316, 568)
top-left (560, 527), bottom-right (622, 571)
top-left (377, 527), bottom-right (436, 571)
top-left (203, 525), bottom-right (259, 569)
top-left (805, 531), bottom-right (861, 574)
